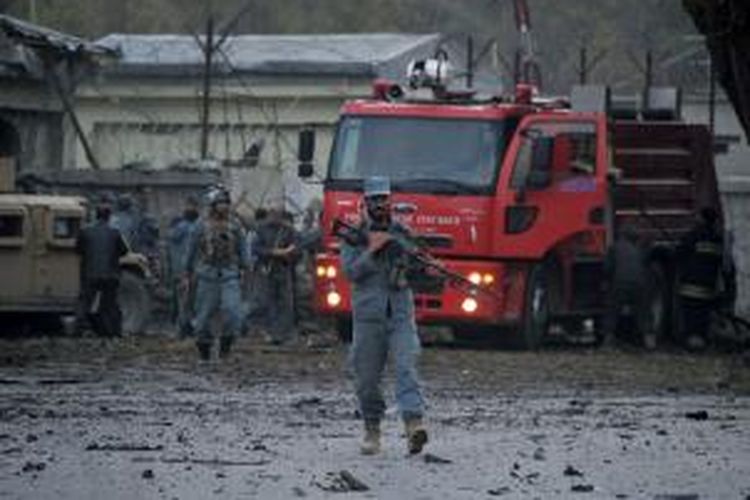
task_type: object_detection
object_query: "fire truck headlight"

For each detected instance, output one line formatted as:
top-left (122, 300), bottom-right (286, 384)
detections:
top-left (468, 272), bottom-right (482, 285)
top-left (326, 265), bottom-right (337, 279)
top-left (461, 297), bottom-right (478, 313)
top-left (326, 291), bottom-right (342, 307)
top-left (482, 273), bottom-right (495, 285)
top-left (316, 265), bottom-right (326, 277)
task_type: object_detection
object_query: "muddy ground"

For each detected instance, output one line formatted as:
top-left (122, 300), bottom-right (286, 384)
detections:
top-left (0, 334), bottom-right (749, 500)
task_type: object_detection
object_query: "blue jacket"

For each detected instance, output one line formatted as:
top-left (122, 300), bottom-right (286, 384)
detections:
top-left (341, 222), bottom-right (415, 324)
top-left (168, 217), bottom-right (198, 277)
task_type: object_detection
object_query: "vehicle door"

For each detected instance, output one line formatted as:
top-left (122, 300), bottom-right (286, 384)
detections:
top-left (0, 205), bottom-right (30, 305)
top-left (41, 207), bottom-right (83, 301)
top-left (496, 114), bottom-right (608, 259)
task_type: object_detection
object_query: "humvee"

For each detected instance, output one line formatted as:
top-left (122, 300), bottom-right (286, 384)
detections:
top-left (0, 194), bottom-right (84, 320)
top-left (0, 193), bottom-right (152, 334)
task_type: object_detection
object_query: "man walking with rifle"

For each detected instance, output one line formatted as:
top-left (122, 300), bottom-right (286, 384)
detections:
top-left (340, 176), bottom-right (428, 456)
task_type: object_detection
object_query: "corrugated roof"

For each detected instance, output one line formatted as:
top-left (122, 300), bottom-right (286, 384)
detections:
top-left (96, 33), bottom-right (442, 77)
top-left (0, 15), bottom-right (113, 57)
top-left (0, 193), bottom-right (86, 210)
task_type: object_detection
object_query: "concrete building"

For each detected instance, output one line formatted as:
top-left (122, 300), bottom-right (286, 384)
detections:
top-left (0, 15), bottom-right (110, 178)
top-left (73, 33), bottom-right (463, 215)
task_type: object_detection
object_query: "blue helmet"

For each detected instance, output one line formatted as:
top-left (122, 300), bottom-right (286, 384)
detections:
top-left (205, 185), bottom-right (231, 206)
top-left (363, 176), bottom-right (391, 197)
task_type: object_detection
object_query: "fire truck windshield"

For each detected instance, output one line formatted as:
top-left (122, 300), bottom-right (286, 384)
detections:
top-left (328, 116), bottom-right (511, 194)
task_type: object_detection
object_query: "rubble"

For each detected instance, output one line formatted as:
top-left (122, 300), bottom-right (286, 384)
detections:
top-left (571, 484), bottom-right (594, 492)
top-left (0, 337), bottom-right (747, 498)
top-left (20, 462), bottom-right (45, 473)
top-left (85, 443), bottom-right (164, 452)
top-left (684, 411), bottom-right (709, 421)
top-left (423, 453), bottom-right (452, 464)
top-left (313, 470), bottom-right (369, 492)
top-left (564, 465), bottom-right (584, 477)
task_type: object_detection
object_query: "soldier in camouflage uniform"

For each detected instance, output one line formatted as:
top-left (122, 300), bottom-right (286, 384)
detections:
top-left (183, 187), bottom-right (249, 361)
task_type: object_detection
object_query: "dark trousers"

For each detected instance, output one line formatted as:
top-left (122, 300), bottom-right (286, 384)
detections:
top-left (83, 278), bottom-right (122, 337)
top-left (679, 296), bottom-right (714, 341)
top-left (259, 267), bottom-right (295, 341)
top-left (603, 285), bottom-right (651, 340)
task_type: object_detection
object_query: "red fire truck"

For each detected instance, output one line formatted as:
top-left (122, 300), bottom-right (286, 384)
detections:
top-left (298, 61), bottom-right (721, 348)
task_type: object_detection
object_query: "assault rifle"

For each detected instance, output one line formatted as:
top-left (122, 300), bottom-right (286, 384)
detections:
top-left (331, 218), bottom-right (500, 300)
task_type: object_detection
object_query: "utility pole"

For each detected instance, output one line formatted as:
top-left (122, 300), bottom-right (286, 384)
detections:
top-left (579, 47), bottom-right (587, 85)
top-left (200, 15), bottom-right (214, 161)
top-left (644, 50), bottom-right (653, 109)
top-left (28, 0), bottom-right (37, 23)
top-left (197, 0), bottom-right (255, 161)
top-left (466, 35), bottom-right (474, 89)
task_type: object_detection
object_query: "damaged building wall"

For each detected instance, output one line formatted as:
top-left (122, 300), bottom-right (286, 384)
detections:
top-left (74, 76), bottom-right (350, 217)
top-left (0, 15), bottom-right (114, 177)
top-left (71, 33), bottom-right (448, 216)
top-left (0, 39), bottom-right (66, 176)
top-left (0, 106), bottom-right (65, 174)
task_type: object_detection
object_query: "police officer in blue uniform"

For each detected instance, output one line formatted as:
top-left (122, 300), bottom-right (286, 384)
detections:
top-left (168, 195), bottom-right (200, 337)
top-left (341, 176), bottom-right (428, 456)
top-left (183, 186), bottom-right (249, 361)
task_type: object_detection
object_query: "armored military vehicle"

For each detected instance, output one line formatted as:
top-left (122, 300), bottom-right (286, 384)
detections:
top-left (0, 160), bottom-right (151, 334)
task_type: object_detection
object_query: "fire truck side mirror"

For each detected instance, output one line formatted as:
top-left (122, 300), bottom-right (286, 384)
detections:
top-left (298, 128), bottom-right (316, 178)
top-left (298, 163), bottom-right (314, 178)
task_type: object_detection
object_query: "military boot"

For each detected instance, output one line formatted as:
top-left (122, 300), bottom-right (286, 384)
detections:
top-left (219, 336), bottom-right (234, 359)
top-left (360, 421), bottom-right (381, 455)
top-left (404, 417), bottom-right (428, 455)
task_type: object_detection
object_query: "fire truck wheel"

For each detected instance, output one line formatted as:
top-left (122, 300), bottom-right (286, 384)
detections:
top-left (119, 271), bottom-right (151, 335)
top-left (647, 262), bottom-right (669, 344)
top-left (515, 263), bottom-right (551, 350)
top-left (335, 317), bottom-right (353, 343)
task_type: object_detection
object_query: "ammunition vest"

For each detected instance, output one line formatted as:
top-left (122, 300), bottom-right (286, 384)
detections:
top-left (198, 218), bottom-right (240, 268)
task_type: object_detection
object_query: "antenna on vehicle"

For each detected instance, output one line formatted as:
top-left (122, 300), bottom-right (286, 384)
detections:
top-left (512, 0), bottom-right (542, 91)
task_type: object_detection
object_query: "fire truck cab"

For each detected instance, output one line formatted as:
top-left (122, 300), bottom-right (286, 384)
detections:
top-left (300, 60), bottom-right (721, 349)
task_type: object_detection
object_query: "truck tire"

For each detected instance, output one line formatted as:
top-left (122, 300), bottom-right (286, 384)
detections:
top-left (336, 317), bottom-right (353, 343)
top-left (647, 262), bottom-right (669, 345)
top-left (513, 263), bottom-right (551, 350)
top-left (119, 271), bottom-right (151, 335)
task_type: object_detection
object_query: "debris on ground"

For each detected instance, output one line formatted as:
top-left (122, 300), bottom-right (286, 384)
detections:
top-left (423, 453), bottom-right (452, 464)
top-left (487, 486), bottom-right (511, 496)
top-left (291, 396), bottom-right (323, 409)
top-left (1, 337), bottom-right (748, 498)
top-left (653, 495), bottom-right (700, 500)
top-left (313, 470), bottom-right (369, 492)
top-left (571, 483), bottom-right (595, 492)
top-left (684, 411), bottom-right (709, 421)
top-left (21, 462), bottom-right (46, 473)
top-left (564, 465), bottom-right (584, 477)
top-left (86, 443), bottom-right (164, 452)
